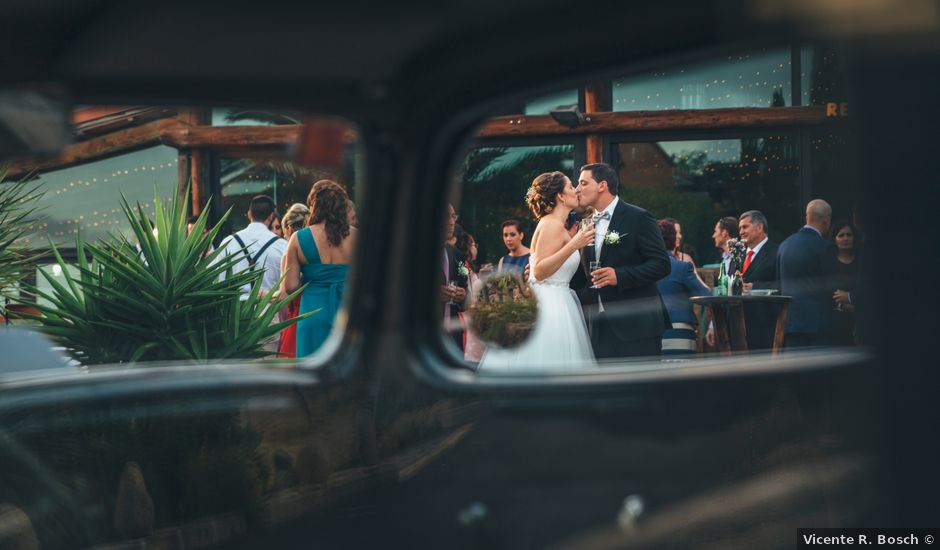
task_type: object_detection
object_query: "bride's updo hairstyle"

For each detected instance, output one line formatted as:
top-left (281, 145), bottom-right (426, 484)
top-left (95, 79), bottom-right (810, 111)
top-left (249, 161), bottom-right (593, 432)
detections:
top-left (525, 171), bottom-right (569, 219)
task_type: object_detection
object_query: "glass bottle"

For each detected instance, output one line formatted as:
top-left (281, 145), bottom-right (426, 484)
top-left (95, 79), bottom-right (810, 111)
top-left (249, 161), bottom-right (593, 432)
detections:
top-left (715, 262), bottom-right (728, 296)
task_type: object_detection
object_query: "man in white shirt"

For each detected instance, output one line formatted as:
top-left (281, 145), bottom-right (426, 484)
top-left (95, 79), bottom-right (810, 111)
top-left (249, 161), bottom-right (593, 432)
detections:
top-left (217, 195), bottom-right (288, 300)
top-left (711, 216), bottom-right (739, 274)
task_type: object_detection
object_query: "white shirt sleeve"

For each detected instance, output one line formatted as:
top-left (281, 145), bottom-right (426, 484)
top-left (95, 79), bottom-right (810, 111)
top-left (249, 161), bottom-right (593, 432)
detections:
top-left (261, 239), bottom-right (287, 292)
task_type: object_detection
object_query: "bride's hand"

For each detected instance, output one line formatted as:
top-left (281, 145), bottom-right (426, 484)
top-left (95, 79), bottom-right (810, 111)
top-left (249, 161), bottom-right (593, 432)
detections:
top-left (572, 225), bottom-right (595, 249)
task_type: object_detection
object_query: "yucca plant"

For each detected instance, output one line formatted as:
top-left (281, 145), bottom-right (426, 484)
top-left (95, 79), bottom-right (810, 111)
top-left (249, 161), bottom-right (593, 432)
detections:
top-left (19, 187), bottom-right (308, 365)
top-left (0, 171), bottom-right (44, 318)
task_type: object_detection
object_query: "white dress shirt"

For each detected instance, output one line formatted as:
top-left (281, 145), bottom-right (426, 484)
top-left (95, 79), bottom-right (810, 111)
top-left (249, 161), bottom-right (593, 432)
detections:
top-left (218, 222), bottom-right (287, 298)
top-left (593, 197), bottom-right (620, 313)
top-left (594, 196), bottom-right (620, 258)
top-left (748, 236), bottom-right (769, 258)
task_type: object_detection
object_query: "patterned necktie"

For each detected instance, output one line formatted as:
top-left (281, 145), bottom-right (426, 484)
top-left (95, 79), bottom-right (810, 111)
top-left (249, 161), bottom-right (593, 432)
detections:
top-left (742, 250), bottom-right (755, 273)
top-left (593, 211), bottom-right (611, 221)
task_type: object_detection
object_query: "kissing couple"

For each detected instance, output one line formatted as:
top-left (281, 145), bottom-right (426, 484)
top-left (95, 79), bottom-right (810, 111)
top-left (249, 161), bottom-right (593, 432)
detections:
top-left (480, 163), bottom-right (672, 371)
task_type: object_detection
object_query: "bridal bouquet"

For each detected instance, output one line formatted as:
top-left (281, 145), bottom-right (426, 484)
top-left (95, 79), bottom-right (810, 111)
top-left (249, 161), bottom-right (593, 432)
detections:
top-left (468, 273), bottom-right (538, 348)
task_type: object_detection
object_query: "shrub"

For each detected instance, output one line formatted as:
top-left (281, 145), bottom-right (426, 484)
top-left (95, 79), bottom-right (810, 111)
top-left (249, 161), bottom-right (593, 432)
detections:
top-left (0, 172), bottom-right (44, 318)
top-left (20, 188), bottom-right (307, 365)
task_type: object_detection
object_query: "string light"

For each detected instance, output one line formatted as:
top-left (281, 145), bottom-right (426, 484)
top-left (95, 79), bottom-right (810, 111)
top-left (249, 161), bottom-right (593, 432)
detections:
top-left (20, 153), bottom-right (179, 246)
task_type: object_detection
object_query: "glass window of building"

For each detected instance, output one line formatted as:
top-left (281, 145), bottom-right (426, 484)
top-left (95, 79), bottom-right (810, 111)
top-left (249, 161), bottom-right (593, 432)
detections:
top-left (211, 107), bottom-right (302, 126)
top-left (611, 136), bottom-right (802, 265)
top-left (524, 90), bottom-right (580, 115)
top-left (613, 47), bottom-right (794, 111)
top-left (801, 46), bottom-right (849, 107)
top-left (213, 142), bottom-right (364, 240)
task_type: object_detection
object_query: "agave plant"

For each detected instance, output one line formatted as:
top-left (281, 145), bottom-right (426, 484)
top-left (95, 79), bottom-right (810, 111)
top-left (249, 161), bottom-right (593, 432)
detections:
top-left (20, 188), bottom-right (308, 365)
top-left (0, 171), bottom-right (44, 318)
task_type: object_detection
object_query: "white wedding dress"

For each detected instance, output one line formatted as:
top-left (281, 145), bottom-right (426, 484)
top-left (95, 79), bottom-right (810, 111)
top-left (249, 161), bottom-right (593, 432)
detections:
top-left (479, 250), bottom-right (596, 371)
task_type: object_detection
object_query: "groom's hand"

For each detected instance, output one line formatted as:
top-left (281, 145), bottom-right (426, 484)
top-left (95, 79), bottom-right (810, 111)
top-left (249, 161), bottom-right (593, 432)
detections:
top-left (590, 267), bottom-right (618, 288)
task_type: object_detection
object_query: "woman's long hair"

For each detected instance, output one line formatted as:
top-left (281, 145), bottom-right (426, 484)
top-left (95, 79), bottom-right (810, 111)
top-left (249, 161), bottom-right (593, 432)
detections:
top-left (307, 179), bottom-right (351, 247)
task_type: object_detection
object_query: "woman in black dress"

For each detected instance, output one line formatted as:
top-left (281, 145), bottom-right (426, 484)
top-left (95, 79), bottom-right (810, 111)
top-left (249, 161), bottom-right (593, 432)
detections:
top-left (831, 220), bottom-right (860, 345)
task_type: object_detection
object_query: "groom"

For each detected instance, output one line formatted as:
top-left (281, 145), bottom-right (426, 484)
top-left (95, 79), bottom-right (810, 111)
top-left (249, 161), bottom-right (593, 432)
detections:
top-left (572, 163), bottom-right (672, 358)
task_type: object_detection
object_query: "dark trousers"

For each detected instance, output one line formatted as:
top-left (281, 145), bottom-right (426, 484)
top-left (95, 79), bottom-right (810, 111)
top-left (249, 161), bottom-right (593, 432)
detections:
top-left (591, 313), bottom-right (662, 359)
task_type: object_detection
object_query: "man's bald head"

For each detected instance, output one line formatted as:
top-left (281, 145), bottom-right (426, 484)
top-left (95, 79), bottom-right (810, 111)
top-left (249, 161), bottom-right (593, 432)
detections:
top-left (805, 199), bottom-right (832, 235)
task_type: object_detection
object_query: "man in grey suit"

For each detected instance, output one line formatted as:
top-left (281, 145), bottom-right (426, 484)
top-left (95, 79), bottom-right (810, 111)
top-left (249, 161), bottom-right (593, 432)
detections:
top-left (777, 199), bottom-right (840, 348)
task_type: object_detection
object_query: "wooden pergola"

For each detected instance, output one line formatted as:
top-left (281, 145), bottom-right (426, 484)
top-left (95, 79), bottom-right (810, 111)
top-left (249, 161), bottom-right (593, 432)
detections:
top-left (6, 99), bottom-right (836, 216)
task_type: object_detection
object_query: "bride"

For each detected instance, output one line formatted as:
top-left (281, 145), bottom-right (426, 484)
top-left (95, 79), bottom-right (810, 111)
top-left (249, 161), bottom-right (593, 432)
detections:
top-left (479, 171), bottom-right (596, 371)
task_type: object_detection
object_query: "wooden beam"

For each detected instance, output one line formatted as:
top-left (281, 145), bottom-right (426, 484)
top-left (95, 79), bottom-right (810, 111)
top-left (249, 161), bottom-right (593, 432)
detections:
top-left (176, 109), bottom-right (211, 216)
top-left (476, 106), bottom-right (831, 138)
top-left (74, 107), bottom-right (178, 137)
top-left (72, 106), bottom-right (144, 125)
top-left (4, 118), bottom-right (180, 177)
top-left (161, 125), bottom-right (302, 148)
top-left (583, 83), bottom-right (609, 164)
top-left (2, 122), bottom-right (308, 177)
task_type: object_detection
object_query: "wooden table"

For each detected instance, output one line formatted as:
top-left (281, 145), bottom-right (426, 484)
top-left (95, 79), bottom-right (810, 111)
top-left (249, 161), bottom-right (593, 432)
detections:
top-left (689, 295), bottom-right (792, 354)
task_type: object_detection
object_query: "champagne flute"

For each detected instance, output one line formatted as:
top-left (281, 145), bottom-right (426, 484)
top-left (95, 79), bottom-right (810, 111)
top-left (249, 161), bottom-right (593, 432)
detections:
top-left (447, 280), bottom-right (458, 305)
top-left (589, 261), bottom-right (601, 289)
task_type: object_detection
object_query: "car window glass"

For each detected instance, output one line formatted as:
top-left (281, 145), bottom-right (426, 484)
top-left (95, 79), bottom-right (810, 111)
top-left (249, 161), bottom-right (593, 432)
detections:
top-left (1, 106), bottom-right (362, 370)
top-left (440, 44), bottom-right (868, 374)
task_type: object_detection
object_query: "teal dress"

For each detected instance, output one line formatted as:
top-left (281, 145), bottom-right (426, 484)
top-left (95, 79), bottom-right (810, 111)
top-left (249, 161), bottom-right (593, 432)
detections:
top-left (295, 227), bottom-right (348, 357)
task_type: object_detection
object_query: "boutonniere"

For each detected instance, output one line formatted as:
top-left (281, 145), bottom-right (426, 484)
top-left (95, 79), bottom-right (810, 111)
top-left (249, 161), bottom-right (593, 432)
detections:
top-left (604, 230), bottom-right (625, 246)
top-left (456, 262), bottom-right (470, 282)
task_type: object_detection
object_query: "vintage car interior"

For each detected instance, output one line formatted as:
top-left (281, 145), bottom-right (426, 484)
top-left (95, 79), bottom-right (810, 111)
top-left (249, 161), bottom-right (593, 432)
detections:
top-left (0, 0), bottom-right (937, 548)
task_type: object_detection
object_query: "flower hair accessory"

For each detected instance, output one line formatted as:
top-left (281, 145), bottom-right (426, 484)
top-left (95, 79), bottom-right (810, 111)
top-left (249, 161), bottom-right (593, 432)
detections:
top-left (524, 186), bottom-right (537, 201)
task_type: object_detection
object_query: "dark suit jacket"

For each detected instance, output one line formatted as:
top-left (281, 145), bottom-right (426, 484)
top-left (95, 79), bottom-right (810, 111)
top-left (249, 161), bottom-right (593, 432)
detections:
top-left (776, 228), bottom-right (839, 336)
top-left (442, 245), bottom-right (468, 319)
top-left (571, 200), bottom-right (672, 342)
top-left (741, 239), bottom-right (779, 350)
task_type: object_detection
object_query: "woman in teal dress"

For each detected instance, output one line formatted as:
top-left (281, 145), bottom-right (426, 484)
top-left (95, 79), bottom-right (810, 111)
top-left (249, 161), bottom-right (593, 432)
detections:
top-left (281, 180), bottom-right (356, 357)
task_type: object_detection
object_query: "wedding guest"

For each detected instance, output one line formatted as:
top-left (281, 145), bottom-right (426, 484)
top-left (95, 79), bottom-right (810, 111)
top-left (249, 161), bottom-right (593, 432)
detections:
top-left (664, 217), bottom-right (695, 265)
top-left (277, 203), bottom-right (310, 358)
top-left (447, 223), bottom-right (462, 248)
top-left (777, 199), bottom-right (839, 348)
top-left (186, 215), bottom-right (215, 257)
top-left (456, 229), bottom-right (486, 362)
top-left (497, 219), bottom-right (531, 276)
top-left (705, 217), bottom-right (738, 349)
top-left (830, 220), bottom-right (860, 346)
top-left (656, 220), bottom-right (710, 355)
top-left (217, 195), bottom-right (286, 353)
top-left (738, 210), bottom-right (779, 350)
top-left (712, 216), bottom-right (739, 272)
top-left (441, 204), bottom-right (468, 352)
top-left (347, 199), bottom-right (358, 228)
top-left (281, 181), bottom-right (355, 357)
top-left (218, 195), bottom-right (286, 300)
top-left (271, 212), bottom-right (284, 238)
